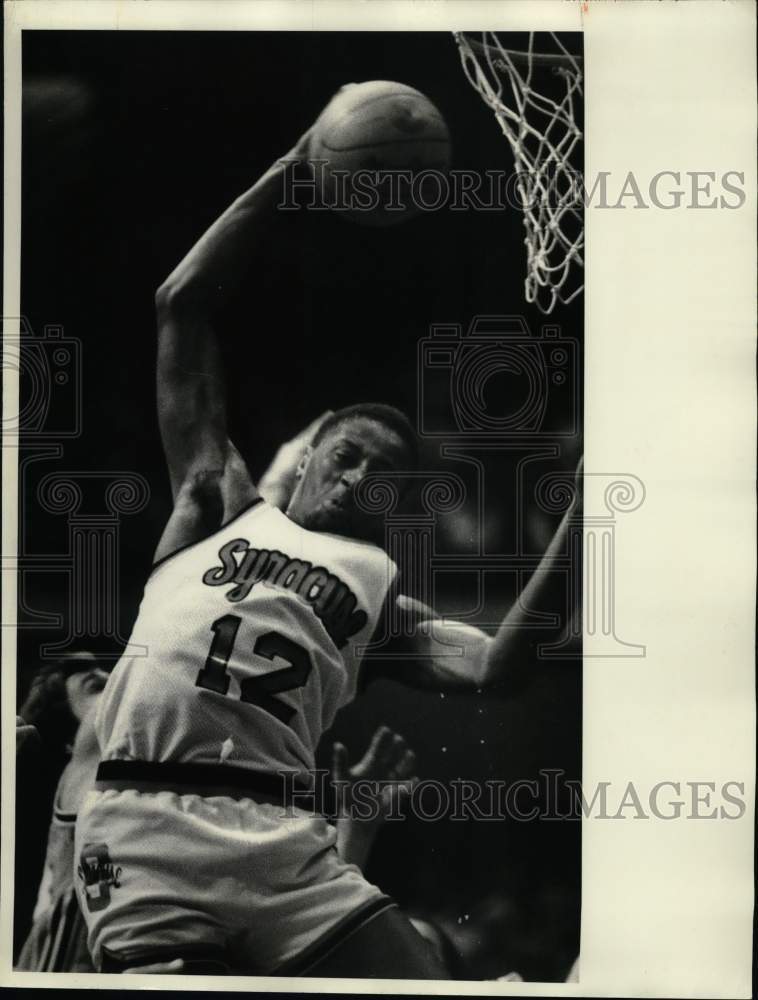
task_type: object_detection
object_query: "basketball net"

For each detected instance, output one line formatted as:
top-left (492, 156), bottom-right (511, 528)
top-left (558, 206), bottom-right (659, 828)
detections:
top-left (454, 32), bottom-right (583, 315)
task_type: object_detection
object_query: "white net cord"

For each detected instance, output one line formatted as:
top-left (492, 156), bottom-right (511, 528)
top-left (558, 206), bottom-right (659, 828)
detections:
top-left (455, 32), bottom-right (584, 314)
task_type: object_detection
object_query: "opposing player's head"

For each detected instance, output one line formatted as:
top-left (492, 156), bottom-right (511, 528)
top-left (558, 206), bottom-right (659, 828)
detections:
top-left (19, 650), bottom-right (111, 753)
top-left (287, 403), bottom-right (418, 544)
top-left (60, 651), bottom-right (111, 723)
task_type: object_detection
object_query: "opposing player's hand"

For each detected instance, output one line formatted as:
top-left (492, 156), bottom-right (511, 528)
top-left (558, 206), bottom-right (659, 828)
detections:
top-left (332, 726), bottom-right (419, 825)
top-left (395, 594), bottom-right (436, 631)
top-left (573, 455), bottom-right (583, 513)
top-left (258, 411), bottom-right (333, 509)
top-left (18, 665), bottom-right (71, 735)
top-left (15, 716), bottom-right (41, 755)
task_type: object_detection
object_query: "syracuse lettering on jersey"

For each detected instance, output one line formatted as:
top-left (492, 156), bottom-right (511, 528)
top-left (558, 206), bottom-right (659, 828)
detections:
top-left (202, 538), bottom-right (368, 649)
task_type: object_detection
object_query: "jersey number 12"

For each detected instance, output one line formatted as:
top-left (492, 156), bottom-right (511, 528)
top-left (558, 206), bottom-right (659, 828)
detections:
top-left (195, 614), bottom-right (312, 725)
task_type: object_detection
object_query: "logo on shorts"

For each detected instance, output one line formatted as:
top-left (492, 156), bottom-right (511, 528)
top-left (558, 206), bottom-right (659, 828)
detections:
top-left (77, 842), bottom-right (122, 912)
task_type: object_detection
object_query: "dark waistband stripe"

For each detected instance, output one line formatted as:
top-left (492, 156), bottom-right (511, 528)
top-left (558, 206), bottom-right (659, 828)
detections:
top-left (95, 760), bottom-right (314, 807)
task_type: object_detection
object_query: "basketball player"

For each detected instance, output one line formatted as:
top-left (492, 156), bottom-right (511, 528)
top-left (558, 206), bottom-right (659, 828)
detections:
top-left (17, 653), bottom-right (109, 972)
top-left (75, 127), bottom-right (580, 978)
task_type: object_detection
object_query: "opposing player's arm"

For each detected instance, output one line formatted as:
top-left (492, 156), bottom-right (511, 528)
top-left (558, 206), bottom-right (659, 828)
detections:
top-left (257, 411), bottom-right (333, 509)
top-left (368, 464), bottom-right (581, 696)
top-left (332, 727), bottom-right (418, 870)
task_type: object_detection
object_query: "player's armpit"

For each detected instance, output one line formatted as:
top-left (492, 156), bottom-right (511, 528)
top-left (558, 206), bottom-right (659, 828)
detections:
top-left (219, 440), bottom-right (259, 521)
top-left (152, 469), bottom-right (224, 566)
top-left (152, 449), bottom-right (259, 566)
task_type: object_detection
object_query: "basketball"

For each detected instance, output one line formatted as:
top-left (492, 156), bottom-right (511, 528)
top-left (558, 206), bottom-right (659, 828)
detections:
top-left (309, 80), bottom-right (451, 227)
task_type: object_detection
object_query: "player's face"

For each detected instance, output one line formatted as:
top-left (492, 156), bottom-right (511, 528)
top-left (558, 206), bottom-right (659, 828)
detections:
top-left (65, 665), bottom-right (109, 723)
top-left (289, 417), bottom-right (410, 542)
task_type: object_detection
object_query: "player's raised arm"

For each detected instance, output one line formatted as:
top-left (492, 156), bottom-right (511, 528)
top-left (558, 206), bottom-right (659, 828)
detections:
top-left (154, 130), bottom-right (312, 506)
top-left (377, 461), bottom-right (582, 696)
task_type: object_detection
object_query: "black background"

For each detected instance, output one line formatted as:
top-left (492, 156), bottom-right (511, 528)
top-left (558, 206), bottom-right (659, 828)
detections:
top-left (19, 30), bottom-right (582, 980)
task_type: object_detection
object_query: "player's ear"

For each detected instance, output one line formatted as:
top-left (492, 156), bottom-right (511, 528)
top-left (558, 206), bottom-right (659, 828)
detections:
top-left (295, 445), bottom-right (313, 480)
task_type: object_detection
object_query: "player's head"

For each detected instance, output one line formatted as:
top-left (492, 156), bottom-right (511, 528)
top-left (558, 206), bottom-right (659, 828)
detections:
top-left (59, 651), bottom-right (111, 723)
top-left (19, 651), bottom-right (111, 753)
top-left (287, 403), bottom-right (418, 544)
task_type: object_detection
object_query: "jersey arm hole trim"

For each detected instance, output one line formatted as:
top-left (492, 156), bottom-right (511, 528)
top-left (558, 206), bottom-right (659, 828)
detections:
top-left (149, 497), bottom-right (266, 580)
top-left (52, 809), bottom-right (77, 824)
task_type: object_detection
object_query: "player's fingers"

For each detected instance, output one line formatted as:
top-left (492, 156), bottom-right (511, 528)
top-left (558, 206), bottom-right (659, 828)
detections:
top-left (387, 776), bottom-right (418, 809)
top-left (290, 126), bottom-right (315, 159)
top-left (573, 455), bottom-right (584, 497)
top-left (365, 724), bottom-right (395, 764)
top-left (15, 722), bottom-right (40, 753)
top-left (331, 741), bottom-right (349, 781)
top-left (396, 594), bottom-right (436, 631)
top-left (378, 728), bottom-right (402, 767)
top-left (395, 775), bottom-right (419, 794)
top-left (387, 732), bottom-right (410, 767)
top-left (393, 747), bottom-right (417, 779)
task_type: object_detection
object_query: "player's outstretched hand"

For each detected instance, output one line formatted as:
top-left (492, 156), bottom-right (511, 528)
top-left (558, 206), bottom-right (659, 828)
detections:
top-left (258, 411), bottom-right (333, 509)
top-left (573, 454), bottom-right (583, 514)
top-left (332, 725), bottom-right (419, 825)
top-left (271, 125), bottom-right (316, 178)
top-left (289, 126), bottom-right (315, 161)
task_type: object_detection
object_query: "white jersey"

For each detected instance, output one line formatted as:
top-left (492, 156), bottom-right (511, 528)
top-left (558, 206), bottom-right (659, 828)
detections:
top-left (17, 795), bottom-right (93, 972)
top-left (96, 499), bottom-right (396, 784)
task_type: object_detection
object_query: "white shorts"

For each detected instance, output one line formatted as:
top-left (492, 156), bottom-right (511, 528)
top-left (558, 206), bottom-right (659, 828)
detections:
top-left (74, 787), bottom-right (391, 973)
